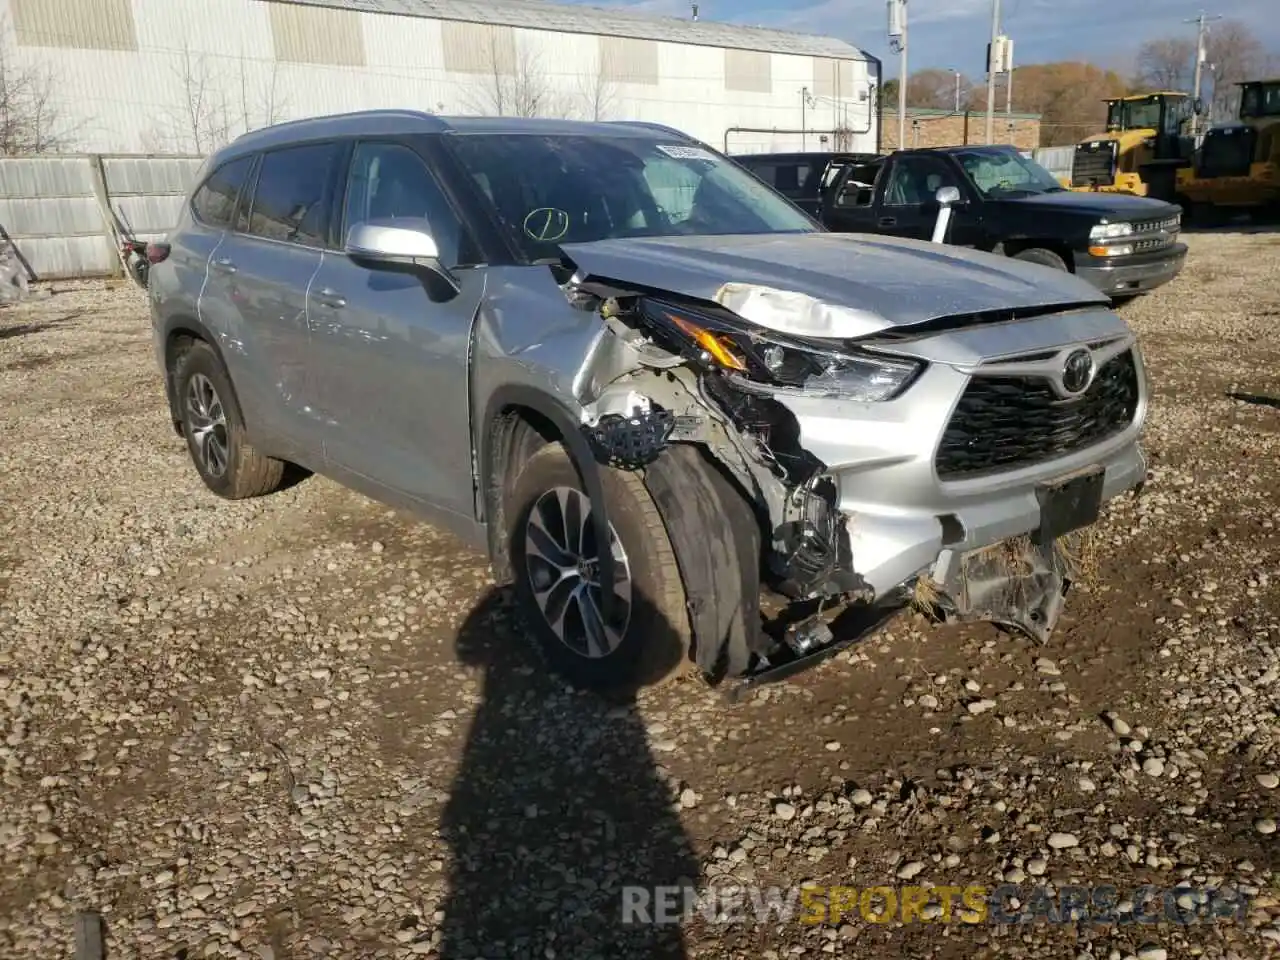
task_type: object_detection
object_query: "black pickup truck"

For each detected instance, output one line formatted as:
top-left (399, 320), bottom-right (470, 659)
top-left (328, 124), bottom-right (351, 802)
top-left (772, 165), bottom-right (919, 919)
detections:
top-left (735, 145), bottom-right (1188, 298)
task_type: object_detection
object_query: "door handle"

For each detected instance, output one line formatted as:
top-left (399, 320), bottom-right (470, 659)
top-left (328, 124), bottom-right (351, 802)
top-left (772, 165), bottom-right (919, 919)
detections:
top-left (315, 287), bottom-right (346, 308)
top-left (878, 217), bottom-right (896, 227)
top-left (211, 257), bottom-right (236, 274)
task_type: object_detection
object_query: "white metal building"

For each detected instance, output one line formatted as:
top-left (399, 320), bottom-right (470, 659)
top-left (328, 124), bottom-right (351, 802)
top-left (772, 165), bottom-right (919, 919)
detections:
top-left (1, 0), bottom-right (880, 156)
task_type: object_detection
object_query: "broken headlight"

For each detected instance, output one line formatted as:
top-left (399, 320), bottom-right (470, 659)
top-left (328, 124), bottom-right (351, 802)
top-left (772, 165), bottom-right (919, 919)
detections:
top-left (639, 299), bottom-right (923, 402)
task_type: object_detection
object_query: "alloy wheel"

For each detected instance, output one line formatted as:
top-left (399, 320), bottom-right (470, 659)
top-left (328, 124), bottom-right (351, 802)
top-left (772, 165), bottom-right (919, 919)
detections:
top-left (185, 373), bottom-right (229, 478)
top-left (523, 486), bottom-right (632, 658)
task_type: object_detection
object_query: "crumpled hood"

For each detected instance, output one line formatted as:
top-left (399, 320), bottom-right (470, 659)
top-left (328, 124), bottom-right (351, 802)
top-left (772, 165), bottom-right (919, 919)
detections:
top-left (560, 232), bottom-right (1109, 338)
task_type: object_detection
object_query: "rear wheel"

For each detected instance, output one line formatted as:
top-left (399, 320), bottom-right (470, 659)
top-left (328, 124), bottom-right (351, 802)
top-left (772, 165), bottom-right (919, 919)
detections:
top-left (176, 341), bottom-right (286, 499)
top-left (1012, 247), bottom-right (1068, 271)
top-left (507, 443), bottom-right (691, 693)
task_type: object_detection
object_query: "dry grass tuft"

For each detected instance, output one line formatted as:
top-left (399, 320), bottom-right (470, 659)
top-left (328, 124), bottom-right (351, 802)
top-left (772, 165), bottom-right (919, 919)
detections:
top-left (910, 574), bottom-right (942, 615)
top-left (1059, 526), bottom-right (1100, 584)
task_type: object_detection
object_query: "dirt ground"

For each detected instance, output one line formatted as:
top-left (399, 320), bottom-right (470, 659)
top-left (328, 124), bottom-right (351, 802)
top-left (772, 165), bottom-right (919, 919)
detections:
top-left (1, 230), bottom-right (1278, 960)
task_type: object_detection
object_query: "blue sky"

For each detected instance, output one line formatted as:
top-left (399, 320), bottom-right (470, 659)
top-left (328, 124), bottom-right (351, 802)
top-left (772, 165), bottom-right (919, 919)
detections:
top-left (559, 0), bottom-right (1279, 77)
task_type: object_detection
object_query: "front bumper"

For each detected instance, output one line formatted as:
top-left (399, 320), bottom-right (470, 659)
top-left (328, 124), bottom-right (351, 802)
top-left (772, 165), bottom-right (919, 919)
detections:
top-left (767, 308), bottom-right (1148, 638)
top-left (1075, 243), bottom-right (1187, 296)
top-left (835, 431), bottom-right (1145, 603)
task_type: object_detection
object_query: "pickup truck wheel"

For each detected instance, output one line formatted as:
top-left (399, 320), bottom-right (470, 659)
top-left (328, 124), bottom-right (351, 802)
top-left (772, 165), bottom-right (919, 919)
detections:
top-left (507, 443), bottom-right (692, 694)
top-left (176, 341), bottom-right (286, 499)
top-left (1012, 248), bottom-right (1068, 271)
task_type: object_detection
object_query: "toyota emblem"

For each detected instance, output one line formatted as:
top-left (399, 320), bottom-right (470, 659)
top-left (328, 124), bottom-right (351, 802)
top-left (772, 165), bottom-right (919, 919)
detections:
top-left (1061, 349), bottom-right (1094, 394)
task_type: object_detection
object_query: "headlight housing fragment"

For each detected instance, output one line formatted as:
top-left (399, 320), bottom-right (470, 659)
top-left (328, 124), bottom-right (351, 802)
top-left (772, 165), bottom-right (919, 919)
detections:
top-left (638, 298), bottom-right (923, 402)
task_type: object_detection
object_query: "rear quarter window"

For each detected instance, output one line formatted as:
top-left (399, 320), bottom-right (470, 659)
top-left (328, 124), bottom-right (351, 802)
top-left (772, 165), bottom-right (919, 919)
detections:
top-left (190, 156), bottom-right (254, 229)
top-left (771, 163), bottom-right (814, 198)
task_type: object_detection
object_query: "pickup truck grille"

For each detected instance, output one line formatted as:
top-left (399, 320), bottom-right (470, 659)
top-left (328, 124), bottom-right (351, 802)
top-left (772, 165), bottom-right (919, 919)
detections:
top-left (935, 350), bottom-right (1140, 479)
top-left (1130, 236), bottom-right (1173, 254)
top-left (1133, 215), bottom-right (1181, 234)
top-left (1126, 215), bottom-right (1181, 254)
top-left (1071, 141), bottom-right (1118, 187)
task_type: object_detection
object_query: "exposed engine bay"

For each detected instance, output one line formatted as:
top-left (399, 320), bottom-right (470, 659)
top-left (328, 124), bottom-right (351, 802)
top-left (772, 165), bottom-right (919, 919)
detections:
top-left (551, 258), bottom-right (1132, 686)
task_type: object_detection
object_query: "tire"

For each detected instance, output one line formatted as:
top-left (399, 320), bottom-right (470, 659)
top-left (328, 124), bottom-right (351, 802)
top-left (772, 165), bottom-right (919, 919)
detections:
top-left (175, 340), bottom-right (286, 500)
top-left (1012, 247), bottom-right (1068, 271)
top-left (507, 442), bottom-right (692, 694)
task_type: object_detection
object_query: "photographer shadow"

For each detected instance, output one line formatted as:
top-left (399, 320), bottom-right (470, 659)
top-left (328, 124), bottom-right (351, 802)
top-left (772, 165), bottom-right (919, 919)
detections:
top-left (437, 586), bottom-right (699, 959)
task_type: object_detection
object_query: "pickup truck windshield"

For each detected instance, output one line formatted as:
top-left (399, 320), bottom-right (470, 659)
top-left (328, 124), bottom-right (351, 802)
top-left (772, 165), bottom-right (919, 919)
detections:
top-left (445, 134), bottom-right (819, 260)
top-left (954, 149), bottom-right (1067, 199)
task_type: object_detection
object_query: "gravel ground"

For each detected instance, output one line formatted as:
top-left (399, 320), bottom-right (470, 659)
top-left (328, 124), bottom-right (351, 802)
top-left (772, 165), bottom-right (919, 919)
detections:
top-left (1, 230), bottom-right (1278, 960)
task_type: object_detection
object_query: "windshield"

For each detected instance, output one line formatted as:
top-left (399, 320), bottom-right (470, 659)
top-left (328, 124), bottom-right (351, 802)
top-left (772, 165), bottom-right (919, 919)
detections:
top-left (1126, 99), bottom-right (1162, 130)
top-left (1240, 82), bottom-right (1280, 119)
top-left (954, 149), bottom-right (1066, 198)
top-left (444, 134), bottom-right (818, 260)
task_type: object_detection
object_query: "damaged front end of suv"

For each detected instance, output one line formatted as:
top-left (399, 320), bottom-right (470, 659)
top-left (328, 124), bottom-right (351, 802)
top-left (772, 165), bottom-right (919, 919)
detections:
top-left (481, 231), bottom-right (1149, 688)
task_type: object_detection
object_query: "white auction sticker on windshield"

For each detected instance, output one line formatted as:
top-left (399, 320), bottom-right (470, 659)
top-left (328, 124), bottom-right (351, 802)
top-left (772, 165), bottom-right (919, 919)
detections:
top-left (656, 144), bottom-right (717, 161)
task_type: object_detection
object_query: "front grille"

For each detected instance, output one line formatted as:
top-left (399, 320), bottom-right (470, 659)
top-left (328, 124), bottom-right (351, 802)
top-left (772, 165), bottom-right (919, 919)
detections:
top-left (935, 349), bottom-right (1140, 479)
top-left (1133, 216), bottom-right (1181, 234)
top-left (1131, 236), bottom-right (1173, 253)
top-left (1071, 141), bottom-right (1117, 187)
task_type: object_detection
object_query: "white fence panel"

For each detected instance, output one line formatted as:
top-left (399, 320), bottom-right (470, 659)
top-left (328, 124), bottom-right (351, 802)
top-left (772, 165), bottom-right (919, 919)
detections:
top-left (0, 154), bottom-right (204, 280)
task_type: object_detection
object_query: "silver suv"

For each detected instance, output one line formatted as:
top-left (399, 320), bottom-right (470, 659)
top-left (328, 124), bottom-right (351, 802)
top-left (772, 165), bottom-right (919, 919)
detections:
top-left (149, 111), bottom-right (1148, 692)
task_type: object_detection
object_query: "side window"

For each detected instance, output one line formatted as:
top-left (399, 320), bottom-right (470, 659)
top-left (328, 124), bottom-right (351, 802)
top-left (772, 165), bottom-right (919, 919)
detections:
top-left (246, 142), bottom-right (343, 246)
top-left (342, 142), bottom-right (465, 267)
top-left (233, 158), bottom-right (256, 234)
top-left (190, 156), bottom-right (254, 229)
top-left (773, 163), bottom-right (804, 196)
top-left (743, 162), bottom-right (776, 188)
top-left (836, 161), bottom-right (881, 208)
top-left (883, 158), bottom-right (959, 206)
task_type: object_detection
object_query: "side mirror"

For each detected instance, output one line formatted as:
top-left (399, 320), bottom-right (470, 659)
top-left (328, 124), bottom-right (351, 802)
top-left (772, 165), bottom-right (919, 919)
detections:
top-left (345, 219), bottom-right (459, 292)
top-left (1193, 97), bottom-right (1205, 116)
top-left (931, 186), bottom-right (961, 244)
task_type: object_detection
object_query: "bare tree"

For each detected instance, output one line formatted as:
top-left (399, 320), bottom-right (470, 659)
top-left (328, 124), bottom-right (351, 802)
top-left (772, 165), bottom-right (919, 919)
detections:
top-left (237, 57), bottom-right (288, 135)
top-left (148, 44), bottom-right (290, 154)
top-left (146, 42), bottom-right (231, 154)
top-left (1203, 19), bottom-right (1269, 119)
top-left (574, 61), bottom-right (619, 122)
top-left (908, 68), bottom-right (971, 110)
top-left (466, 33), bottom-right (569, 119)
top-left (0, 33), bottom-right (74, 153)
top-left (1135, 37), bottom-right (1197, 91)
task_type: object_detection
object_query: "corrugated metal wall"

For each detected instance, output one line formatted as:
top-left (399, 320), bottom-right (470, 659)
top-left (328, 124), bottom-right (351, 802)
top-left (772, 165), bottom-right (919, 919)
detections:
top-left (0, 155), bottom-right (203, 279)
top-left (0, 0), bottom-right (877, 158)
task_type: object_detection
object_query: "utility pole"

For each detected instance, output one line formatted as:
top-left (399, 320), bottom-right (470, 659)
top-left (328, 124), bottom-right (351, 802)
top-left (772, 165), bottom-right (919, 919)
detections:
top-left (983, 21), bottom-right (1013, 144)
top-left (1185, 10), bottom-right (1221, 134)
top-left (953, 69), bottom-right (962, 112)
top-left (984, 0), bottom-right (1001, 143)
top-left (888, 0), bottom-right (907, 150)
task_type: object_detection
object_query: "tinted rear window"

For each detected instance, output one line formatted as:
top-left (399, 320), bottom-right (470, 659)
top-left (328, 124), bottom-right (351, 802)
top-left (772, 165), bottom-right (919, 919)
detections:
top-left (245, 142), bottom-right (344, 246)
top-left (191, 156), bottom-right (254, 229)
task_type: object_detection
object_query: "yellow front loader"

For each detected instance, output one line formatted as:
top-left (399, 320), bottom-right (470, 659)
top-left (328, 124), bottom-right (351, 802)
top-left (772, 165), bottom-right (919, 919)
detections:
top-left (1174, 79), bottom-right (1280, 224)
top-left (1063, 92), bottom-right (1196, 202)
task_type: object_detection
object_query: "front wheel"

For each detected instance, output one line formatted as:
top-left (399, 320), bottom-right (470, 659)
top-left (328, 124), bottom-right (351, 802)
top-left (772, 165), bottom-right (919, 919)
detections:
top-left (1012, 247), bottom-right (1068, 271)
top-left (507, 443), bottom-right (691, 693)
